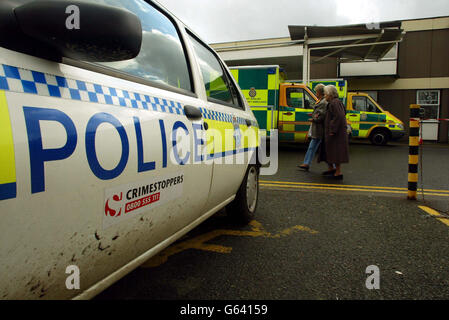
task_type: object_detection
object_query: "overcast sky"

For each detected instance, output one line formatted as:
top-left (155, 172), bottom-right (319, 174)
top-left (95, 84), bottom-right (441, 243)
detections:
top-left (155, 0), bottom-right (449, 43)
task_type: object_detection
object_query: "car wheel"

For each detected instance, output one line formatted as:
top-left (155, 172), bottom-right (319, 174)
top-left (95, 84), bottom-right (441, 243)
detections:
top-left (227, 165), bottom-right (259, 225)
top-left (370, 130), bottom-right (389, 146)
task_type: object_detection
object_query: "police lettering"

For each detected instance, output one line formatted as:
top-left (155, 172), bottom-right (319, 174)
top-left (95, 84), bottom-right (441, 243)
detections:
top-left (23, 106), bottom-right (193, 194)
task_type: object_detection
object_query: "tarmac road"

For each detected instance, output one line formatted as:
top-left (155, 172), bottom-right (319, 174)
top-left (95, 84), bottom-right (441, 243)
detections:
top-left (96, 141), bottom-right (449, 300)
top-left (267, 140), bottom-right (449, 191)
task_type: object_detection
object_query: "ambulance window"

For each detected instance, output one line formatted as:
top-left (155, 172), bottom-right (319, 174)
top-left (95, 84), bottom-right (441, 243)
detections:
top-left (188, 34), bottom-right (242, 109)
top-left (286, 88), bottom-right (313, 109)
top-left (304, 91), bottom-right (315, 109)
top-left (352, 97), bottom-right (368, 112)
top-left (90, 0), bottom-right (192, 92)
top-left (367, 99), bottom-right (380, 113)
top-left (353, 96), bottom-right (380, 113)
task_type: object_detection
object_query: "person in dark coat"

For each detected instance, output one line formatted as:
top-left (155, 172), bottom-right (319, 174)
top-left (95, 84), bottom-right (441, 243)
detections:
top-left (318, 85), bottom-right (349, 180)
top-left (298, 84), bottom-right (328, 171)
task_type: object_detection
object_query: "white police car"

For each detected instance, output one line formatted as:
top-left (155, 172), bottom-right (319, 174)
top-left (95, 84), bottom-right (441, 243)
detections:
top-left (0, 0), bottom-right (260, 299)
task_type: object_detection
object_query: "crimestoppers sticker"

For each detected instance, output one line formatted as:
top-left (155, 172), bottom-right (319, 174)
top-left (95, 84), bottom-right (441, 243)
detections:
top-left (103, 172), bottom-right (184, 229)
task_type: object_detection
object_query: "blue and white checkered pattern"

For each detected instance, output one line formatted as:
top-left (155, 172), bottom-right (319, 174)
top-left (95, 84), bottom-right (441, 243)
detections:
top-left (199, 107), bottom-right (249, 126)
top-left (0, 64), bottom-right (185, 116)
top-left (200, 107), bottom-right (232, 122)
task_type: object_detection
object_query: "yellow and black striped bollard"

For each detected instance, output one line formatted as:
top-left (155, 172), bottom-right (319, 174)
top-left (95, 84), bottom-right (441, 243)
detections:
top-left (408, 104), bottom-right (420, 200)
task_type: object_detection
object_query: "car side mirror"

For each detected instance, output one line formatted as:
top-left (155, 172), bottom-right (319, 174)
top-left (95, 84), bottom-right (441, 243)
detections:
top-left (0, 0), bottom-right (142, 62)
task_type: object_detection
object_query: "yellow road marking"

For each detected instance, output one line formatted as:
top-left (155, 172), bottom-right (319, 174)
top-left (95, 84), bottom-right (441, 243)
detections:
top-left (261, 183), bottom-right (405, 194)
top-left (142, 220), bottom-right (318, 268)
top-left (260, 183), bottom-right (449, 198)
top-left (260, 180), bottom-right (449, 194)
top-left (418, 206), bottom-right (449, 227)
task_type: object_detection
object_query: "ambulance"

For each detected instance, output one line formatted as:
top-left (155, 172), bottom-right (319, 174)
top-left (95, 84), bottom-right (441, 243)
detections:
top-left (0, 0), bottom-right (260, 299)
top-left (230, 65), bottom-right (405, 145)
top-left (345, 91), bottom-right (406, 145)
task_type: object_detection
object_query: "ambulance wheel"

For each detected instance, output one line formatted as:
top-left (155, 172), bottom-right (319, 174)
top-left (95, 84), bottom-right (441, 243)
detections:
top-left (227, 165), bottom-right (259, 225)
top-left (370, 129), bottom-right (389, 146)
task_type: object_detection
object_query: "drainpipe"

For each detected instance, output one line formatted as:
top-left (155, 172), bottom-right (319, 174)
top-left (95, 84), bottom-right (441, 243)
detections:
top-left (302, 27), bottom-right (309, 85)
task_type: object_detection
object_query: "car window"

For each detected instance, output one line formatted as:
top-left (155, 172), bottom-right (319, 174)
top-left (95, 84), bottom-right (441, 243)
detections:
top-left (304, 90), bottom-right (315, 109)
top-left (286, 88), bottom-right (313, 109)
top-left (367, 99), bottom-right (380, 113)
top-left (352, 96), bottom-right (368, 112)
top-left (188, 34), bottom-right (242, 109)
top-left (87, 0), bottom-right (192, 92)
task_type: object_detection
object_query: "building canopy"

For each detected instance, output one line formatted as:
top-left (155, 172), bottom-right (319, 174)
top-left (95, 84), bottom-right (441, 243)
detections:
top-left (288, 22), bottom-right (404, 62)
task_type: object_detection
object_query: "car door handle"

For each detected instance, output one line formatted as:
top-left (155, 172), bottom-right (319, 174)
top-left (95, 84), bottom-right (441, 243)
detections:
top-left (349, 114), bottom-right (358, 117)
top-left (284, 112), bottom-right (293, 116)
top-left (184, 105), bottom-right (202, 120)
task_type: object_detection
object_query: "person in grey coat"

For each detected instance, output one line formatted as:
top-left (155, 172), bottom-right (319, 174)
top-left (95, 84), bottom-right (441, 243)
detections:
top-left (298, 84), bottom-right (328, 171)
top-left (318, 85), bottom-right (350, 180)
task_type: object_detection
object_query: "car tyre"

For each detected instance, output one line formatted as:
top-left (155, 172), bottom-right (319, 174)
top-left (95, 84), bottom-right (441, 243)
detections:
top-left (227, 165), bottom-right (259, 225)
top-left (370, 130), bottom-right (389, 146)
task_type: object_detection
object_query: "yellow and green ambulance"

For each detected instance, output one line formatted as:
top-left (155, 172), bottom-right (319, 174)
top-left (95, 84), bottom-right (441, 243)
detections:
top-left (345, 91), bottom-right (405, 145)
top-left (230, 65), bottom-right (405, 145)
top-left (229, 65), bottom-right (281, 140)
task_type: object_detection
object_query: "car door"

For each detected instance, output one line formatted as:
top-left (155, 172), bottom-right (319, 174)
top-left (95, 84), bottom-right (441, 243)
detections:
top-left (279, 85), bottom-right (317, 142)
top-left (186, 33), bottom-right (252, 211)
top-left (0, 0), bottom-right (213, 299)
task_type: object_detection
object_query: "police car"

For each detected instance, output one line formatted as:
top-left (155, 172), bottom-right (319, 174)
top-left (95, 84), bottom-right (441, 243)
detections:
top-left (0, 0), bottom-right (260, 299)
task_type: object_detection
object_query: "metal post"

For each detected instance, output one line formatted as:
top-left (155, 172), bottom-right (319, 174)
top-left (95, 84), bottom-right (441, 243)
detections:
top-left (408, 104), bottom-right (420, 200)
top-left (302, 42), bottom-right (309, 84)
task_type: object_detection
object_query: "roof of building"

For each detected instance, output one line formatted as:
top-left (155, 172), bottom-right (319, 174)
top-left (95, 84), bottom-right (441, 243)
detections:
top-left (288, 22), bottom-right (404, 61)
